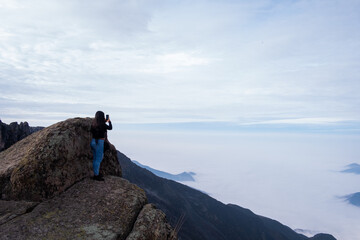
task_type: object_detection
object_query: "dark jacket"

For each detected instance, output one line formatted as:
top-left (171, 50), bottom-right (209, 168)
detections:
top-left (91, 121), bottom-right (112, 139)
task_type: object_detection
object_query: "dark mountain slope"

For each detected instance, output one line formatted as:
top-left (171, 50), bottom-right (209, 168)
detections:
top-left (133, 160), bottom-right (196, 181)
top-left (118, 151), bottom-right (336, 240)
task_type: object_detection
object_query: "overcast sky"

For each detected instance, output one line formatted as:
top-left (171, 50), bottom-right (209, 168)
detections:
top-left (1, 2), bottom-right (360, 238)
top-left (0, 0), bottom-right (360, 129)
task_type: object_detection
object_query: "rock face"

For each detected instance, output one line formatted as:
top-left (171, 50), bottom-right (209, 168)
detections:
top-left (127, 204), bottom-right (176, 240)
top-left (0, 177), bottom-right (175, 240)
top-left (0, 117), bottom-right (120, 201)
top-left (0, 118), bottom-right (176, 240)
top-left (0, 120), bottom-right (43, 152)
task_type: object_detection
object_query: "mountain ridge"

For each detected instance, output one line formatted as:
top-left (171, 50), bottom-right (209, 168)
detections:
top-left (118, 151), bottom-right (336, 240)
top-left (133, 160), bottom-right (196, 182)
top-left (0, 118), bottom-right (176, 239)
top-left (0, 119), bottom-right (336, 240)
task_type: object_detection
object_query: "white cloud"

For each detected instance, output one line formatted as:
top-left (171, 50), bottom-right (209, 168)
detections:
top-left (156, 52), bottom-right (210, 67)
top-left (243, 118), bottom-right (354, 125)
top-left (138, 52), bottom-right (213, 73)
top-left (0, 0), bottom-right (22, 9)
top-left (0, 0), bottom-right (359, 127)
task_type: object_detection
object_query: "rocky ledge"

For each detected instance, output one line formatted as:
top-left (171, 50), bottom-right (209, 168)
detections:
top-left (0, 177), bottom-right (175, 240)
top-left (0, 118), bottom-right (176, 240)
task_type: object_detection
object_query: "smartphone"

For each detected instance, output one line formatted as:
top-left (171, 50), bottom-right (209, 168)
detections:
top-left (106, 114), bottom-right (109, 121)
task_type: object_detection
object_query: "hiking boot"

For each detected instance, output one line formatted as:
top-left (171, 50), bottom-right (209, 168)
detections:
top-left (92, 175), bottom-right (105, 181)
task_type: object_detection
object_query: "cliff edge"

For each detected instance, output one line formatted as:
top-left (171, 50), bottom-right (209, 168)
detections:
top-left (0, 117), bottom-right (120, 201)
top-left (0, 118), bottom-right (176, 240)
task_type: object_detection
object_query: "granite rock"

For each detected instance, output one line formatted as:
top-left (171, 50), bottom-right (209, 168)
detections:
top-left (0, 118), bottom-right (176, 240)
top-left (0, 176), bottom-right (175, 240)
top-left (0, 117), bottom-right (121, 201)
top-left (0, 200), bottom-right (38, 225)
top-left (127, 204), bottom-right (177, 240)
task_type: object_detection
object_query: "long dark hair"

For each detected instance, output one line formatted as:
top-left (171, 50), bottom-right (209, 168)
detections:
top-left (92, 111), bottom-right (105, 128)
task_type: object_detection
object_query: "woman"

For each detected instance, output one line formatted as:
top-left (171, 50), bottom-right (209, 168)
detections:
top-left (90, 111), bottom-right (112, 181)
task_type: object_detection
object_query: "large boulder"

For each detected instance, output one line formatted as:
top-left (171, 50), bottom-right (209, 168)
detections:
top-left (0, 117), bottom-right (121, 201)
top-left (0, 118), bottom-right (176, 240)
top-left (0, 176), bottom-right (176, 240)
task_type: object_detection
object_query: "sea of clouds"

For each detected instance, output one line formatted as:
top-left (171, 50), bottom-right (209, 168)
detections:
top-left (111, 129), bottom-right (360, 240)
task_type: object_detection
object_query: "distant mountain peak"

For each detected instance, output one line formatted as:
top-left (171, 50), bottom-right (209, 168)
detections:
top-left (341, 163), bottom-right (360, 174)
top-left (342, 192), bottom-right (360, 207)
top-left (119, 151), bottom-right (337, 240)
top-left (133, 160), bottom-right (196, 182)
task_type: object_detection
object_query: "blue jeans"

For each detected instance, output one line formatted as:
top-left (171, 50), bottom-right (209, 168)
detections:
top-left (90, 139), bottom-right (104, 176)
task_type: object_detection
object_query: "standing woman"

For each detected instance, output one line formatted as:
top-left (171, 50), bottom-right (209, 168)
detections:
top-left (90, 111), bottom-right (112, 181)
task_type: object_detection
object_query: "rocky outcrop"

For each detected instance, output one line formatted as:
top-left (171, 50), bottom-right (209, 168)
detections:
top-left (127, 204), bottom-right (177, 240)
top-left (0, 120), bottom-right (43, 152)
top-left (0, 117), bottom-right (176, 239)
top-left (0, 177), bottom-right (175, 240)
top-left (0, 117), bottom-right (120, 201)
